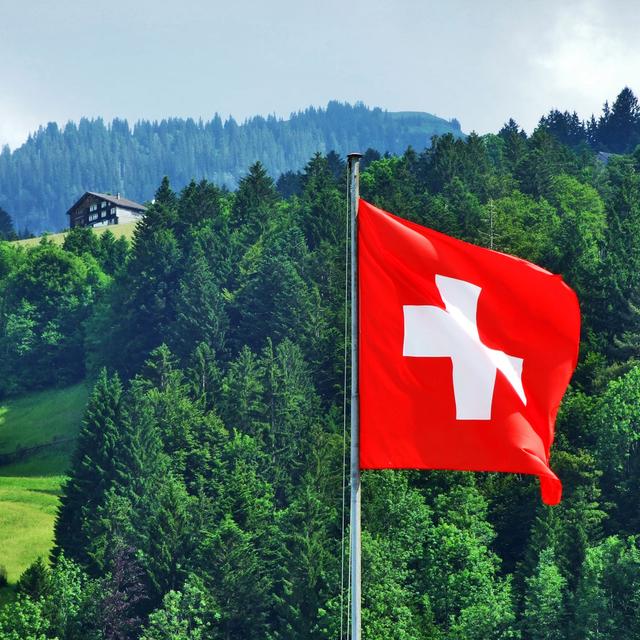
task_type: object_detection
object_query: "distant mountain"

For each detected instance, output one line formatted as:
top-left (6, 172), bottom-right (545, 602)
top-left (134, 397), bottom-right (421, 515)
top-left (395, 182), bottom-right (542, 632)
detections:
top-left (0, 102), bottom-right (463, 233)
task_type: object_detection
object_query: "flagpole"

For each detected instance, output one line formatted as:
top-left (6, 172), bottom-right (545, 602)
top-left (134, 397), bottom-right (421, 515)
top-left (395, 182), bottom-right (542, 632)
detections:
top-left (347, 151), bottom-right (363, 640)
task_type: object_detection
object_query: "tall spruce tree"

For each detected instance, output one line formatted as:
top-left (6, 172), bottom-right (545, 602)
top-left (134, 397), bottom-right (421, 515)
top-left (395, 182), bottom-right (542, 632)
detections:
top-left (54, 370), bottom-right (124, 567)
top-left (522, 548), bottom-right (566, 640)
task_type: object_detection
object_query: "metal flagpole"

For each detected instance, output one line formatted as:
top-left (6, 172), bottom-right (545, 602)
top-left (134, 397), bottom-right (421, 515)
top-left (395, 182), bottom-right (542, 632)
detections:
top-left (347, 152), bottom-right (363, 640)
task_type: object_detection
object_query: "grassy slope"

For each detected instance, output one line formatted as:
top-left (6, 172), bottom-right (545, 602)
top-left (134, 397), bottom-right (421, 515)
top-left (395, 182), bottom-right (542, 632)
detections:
top-left (0, 383), bottom-right (88, 597)
top-left (14, 221), bottom-right (138, 248)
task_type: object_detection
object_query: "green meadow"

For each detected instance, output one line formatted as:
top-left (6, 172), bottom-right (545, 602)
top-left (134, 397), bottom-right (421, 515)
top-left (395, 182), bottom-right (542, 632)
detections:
top-left (0, 383), bottom-right (87, 600)
top-left (13, 220), bottom-right (138, 248)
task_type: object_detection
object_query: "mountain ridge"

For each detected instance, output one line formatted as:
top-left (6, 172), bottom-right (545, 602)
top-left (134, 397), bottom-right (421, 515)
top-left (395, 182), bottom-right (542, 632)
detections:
top-left (0, 101), bottom-right (463, 233)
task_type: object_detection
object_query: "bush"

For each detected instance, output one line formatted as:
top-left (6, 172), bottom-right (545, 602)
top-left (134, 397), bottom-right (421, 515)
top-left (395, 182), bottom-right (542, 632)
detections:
top-left (16, 558), bottom-right (49, 599)
top-left (0, 564), bottom-right (7, 587)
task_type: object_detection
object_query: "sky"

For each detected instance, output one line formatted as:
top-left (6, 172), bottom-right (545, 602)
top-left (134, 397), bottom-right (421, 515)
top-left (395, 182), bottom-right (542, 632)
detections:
top-left (1, 0), bottom-right (639, 149)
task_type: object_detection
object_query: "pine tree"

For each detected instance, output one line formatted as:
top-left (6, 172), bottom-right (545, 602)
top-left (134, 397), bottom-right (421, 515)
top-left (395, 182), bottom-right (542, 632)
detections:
top-left (231, 161), bottom-right (278, 237)
top-left (298, 153), bottom-right (344, 249)
top-left (53, 370), bottom-right (124, 567)
top-left (154, 176), bottom-right (177, 208)
top-left (231, 223), bottom-right (312, 351)
top-left (168, 245), bottom-right (228, 360)
top-left (522, 548), bottom-right (566, 640)
top-left (97, 230), bottom-right (130, 275)
top-left (220, 346), bottom-right (267, 437)
top-left (139, 475), bottom-right (197, 603)
top-left (0, 205), bottom-right (16, 240)
top-left (259, 339), bottom-right (323, 504)
top-left (199, 515), bottom-right (273, 639)
top-left (111, 219), bottom-right (183, 376)
top-left (598, 88), bottom-right (640, 153)
top-left (15, 558), bottom-right (50, 601)
top-left (186, 342), bottom-right (222, 412)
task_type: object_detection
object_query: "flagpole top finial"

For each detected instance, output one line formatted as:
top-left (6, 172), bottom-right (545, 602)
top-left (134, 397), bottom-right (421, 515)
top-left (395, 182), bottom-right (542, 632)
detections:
top-left (347, 152), bottom-right (363, 160)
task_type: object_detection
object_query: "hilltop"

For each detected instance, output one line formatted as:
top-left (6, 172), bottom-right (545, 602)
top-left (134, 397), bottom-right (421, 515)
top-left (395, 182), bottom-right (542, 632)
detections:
top-left (13, 221), bottom-right (138, 248)
top-left (0, 102), bottom-right (463, 233)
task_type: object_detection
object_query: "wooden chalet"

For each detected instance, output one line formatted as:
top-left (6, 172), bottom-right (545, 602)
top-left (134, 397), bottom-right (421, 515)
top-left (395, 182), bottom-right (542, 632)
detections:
top-left (67, 192), bottom-right (146, 228)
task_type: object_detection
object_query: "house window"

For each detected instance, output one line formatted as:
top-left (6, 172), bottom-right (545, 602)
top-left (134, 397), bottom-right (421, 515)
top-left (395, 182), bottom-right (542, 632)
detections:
top-left (88, 213), bottom-right (99, 222)
top-left (89, 203), bottom-right (98, 212)
top-left (110, 207), bottom-right (116, 215)
top-left (101, 201), bottom-right (107, 208)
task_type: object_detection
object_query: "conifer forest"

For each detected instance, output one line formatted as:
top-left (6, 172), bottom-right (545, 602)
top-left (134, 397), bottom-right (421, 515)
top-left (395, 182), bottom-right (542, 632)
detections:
top-left (2, 88), bottom-right (640, 638)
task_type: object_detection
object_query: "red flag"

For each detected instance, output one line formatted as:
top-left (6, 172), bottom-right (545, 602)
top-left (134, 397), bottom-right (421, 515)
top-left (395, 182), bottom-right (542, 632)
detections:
top-left (358, 200), bottom-right (580, 505)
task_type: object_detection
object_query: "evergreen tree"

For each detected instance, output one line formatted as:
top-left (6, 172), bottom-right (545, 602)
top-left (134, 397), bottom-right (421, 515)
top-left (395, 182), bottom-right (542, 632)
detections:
top-left (231, 161), bottom-right (279, 238)
top-left (168, 244), bottom-right (228, 360)
top-left (522, 548), bottom-right (566, 640)
top-left (199, 514), bottom-right (273, 639)
top-left (54, 370), bottom-right (124, 566)
top-left (98, 230), bottom-right (130, 275)
top-left (598, 87), bottom-right (640, 153)
top-left (231, 222), bottom-right (312, 351)
top-left (0, 205), bottom-right (16, 240)
top-left (573, 536), bottom-right (640, 640)
top-left (15, 558), bottom-right (50, 601)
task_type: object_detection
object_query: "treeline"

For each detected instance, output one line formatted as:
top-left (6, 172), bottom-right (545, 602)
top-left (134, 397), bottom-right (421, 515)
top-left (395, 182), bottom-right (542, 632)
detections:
top-left (2, 118), bottom-right (640, 638)
top-left (0, 102), bottom-right (462, 234)
top-left (538, 86), bottom-right (640, 153)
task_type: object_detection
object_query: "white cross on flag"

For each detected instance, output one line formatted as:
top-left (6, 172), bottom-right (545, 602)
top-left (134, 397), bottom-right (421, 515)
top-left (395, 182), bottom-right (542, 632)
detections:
top-left (358, 200), bottom-right (580, 504)
top-left (403, 274), bottom-right (527, 420)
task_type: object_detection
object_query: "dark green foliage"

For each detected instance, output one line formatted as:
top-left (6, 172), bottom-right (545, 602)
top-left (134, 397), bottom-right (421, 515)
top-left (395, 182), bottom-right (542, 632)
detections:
top-left (98, 231), bottom-right (129, 275)
top-left (0, 240), bottom-right (107, 395)
top-left (276, 170), bottom-right (303, 198)
top-left (297, 153), bottom-right (344, 249)
top-left (597, 88), bottom-right (640, 153)
top-left (0, 103), bottom-right (464, 233)
top-left (62, 226), bottom-right (101, 258)
top-left (522, 548), bottom-right (566, 640)
top-left (140, 575), bottom-right (219, 640)
top-left (538, 87), bottom-right (640, 154)
top-left (539, 110), bottom-right (588, 149)
top-left (232, 161), bottom-right (279, 233)
top-left (573, 536), bottom-right (640, 640)
top-left (15, 558), bottom-right (49, 601)
top-left (105, 222), bottom-right (183, 378)
top-left (168, 245), bottom-right (228, 360)
top-left (53, 369), bottom-right (125, 567)
top-left (231, 222), bottom-right (313, 352)
top-left (199, 514), bottom-right (274, 638)
top-left (5, 99), bottom-right (640, 638)
top-left (0, 206), bottom-right (16, 240)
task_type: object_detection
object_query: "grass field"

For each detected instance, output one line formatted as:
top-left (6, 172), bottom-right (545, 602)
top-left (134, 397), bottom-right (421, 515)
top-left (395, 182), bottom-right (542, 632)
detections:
top-left (14, 220), bottom-right (138, 248)
top-left (0, 383), bottom-right (88, 599)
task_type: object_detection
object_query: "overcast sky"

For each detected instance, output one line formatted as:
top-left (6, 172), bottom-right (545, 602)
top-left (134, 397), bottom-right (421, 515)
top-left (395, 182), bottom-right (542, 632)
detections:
top-left (1, 0), bottom-right (639, 149)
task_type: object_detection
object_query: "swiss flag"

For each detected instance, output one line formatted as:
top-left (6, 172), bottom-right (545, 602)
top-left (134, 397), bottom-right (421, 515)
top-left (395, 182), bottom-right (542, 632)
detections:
top-left (358, 200), bottom-right (580, 505)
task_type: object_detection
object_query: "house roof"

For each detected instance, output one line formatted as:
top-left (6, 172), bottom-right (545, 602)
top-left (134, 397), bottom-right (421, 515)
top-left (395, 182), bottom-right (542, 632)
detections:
top-left (66, 191), bottom-right (147, 216)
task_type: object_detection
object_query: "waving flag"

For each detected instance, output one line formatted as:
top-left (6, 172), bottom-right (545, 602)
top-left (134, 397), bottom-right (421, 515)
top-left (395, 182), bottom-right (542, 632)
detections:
top-left (358, 199), bottom-right (580, 504)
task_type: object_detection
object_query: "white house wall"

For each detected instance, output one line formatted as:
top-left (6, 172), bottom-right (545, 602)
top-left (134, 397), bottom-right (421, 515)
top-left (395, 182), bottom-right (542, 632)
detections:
top-left (115, 208), bottom-right (144, 224)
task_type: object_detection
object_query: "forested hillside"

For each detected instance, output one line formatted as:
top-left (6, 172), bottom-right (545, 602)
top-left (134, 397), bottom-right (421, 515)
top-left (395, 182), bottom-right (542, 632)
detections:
top-left (0, 102), bottom-right (462, 234)
top-left (2, 88), bottom-right (640, 638)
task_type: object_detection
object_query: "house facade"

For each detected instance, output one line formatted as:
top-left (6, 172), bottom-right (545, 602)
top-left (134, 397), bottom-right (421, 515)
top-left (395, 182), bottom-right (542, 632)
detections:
top-left (67, 192), bottom-right (146, 228)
